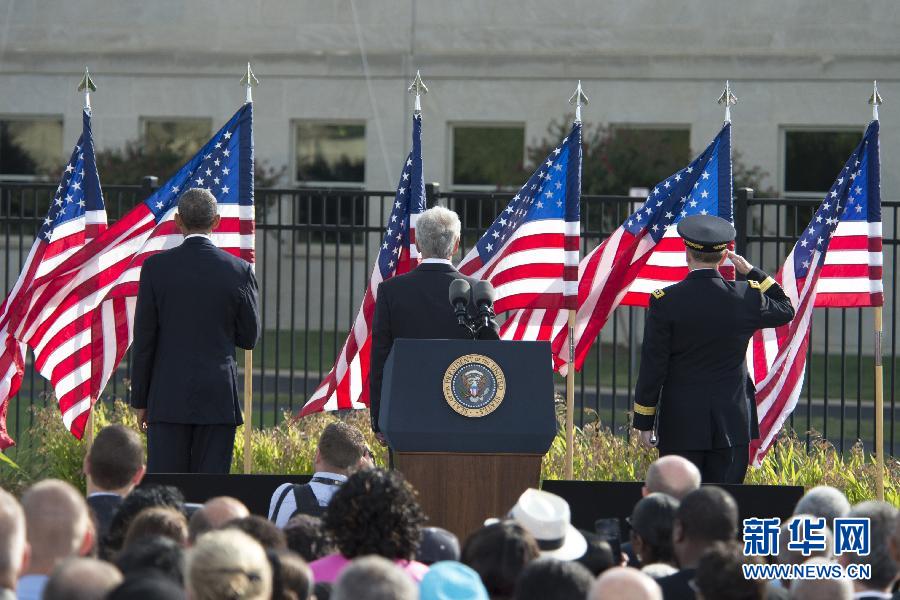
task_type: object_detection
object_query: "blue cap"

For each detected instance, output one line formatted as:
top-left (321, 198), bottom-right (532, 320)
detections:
top-left (420, 561), bottom-right (489, 600)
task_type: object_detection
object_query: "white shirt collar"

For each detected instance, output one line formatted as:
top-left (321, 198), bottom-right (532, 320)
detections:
top-left (184, 233), bottom-right (212, 240)
top-left (87, 492), bottom-right (121, 498)
top-left (853, 592), bottom-right (892, 599)
top-left (421, 258), bottom-right (453, 266)
top-left (313, 471), bottom-right (348, 481)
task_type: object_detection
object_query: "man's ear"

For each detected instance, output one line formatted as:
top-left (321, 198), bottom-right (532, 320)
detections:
top-left (79, 526), bottom-right (95, 557)
top-left (19, 542), bottom-right (30, 578)
top-left (453, 237), bottom-right (460, 257)
top-left (211, 214), bottom-right (221, 231)
top-left (174, 212), bottom-right (184, 232)
top-left (131, 464), bottom-right (146, 487)
top-left (82, 453), bottom-right (90, 477)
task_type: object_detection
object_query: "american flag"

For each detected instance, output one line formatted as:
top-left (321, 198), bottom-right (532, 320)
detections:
top-left (748, 120), bottom-right (882, 466)
top-left (10, 104), bottom-right (254, 439)
top-left (0, 108), bottom-right (107, 448)
top-left (300, 114), bottom-right (426, 415)
top-left (457, 122), bottom-right (581, 341)
top-left (555, 123), bottom-right (733, 371)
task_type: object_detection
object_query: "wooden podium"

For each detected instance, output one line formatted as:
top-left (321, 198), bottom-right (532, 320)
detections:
top-left (380, 339), bottom-right (556, 541)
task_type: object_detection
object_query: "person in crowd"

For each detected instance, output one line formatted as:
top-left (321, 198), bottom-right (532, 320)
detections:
top-left (461, 520), bottom-right (540, 600)
top-left (589, 567), bottom-right (663, 600)
top-left (186, 528), bottom-right (272, 600)
top-left (0, 488), bottom-right (28, 600)
top-left (630, 493), bottom-right (679, 575)
top-left (792, 486), bottom-right (851, 524)
top-left (789, 557), bottom-right (852, 600)
top-left (632, 216), bottom-right (795, 483)
top-left (312, 468), bottom-right (427, 583)
top-left (507, 488), bottom-right (587, 561)
top-left (417, 527), bottom-right (461, 565)
top-left (132, 187), bottom-right (261, 474)
top-left (114, 535), bottom-right (185, 584)
top-left (83, 424), bottom-right (146, 540)
top-left (776, 514), bottom-right (833, 587)
top-left (331, 556), bottom-right (417, 600)
top-left (693, 542), bottom-right (766, 600)
top-left (226, 515), bottom-right (288, 550)
top-left (102, 485), bottom-right (185, 559)
top-left (18, 479), bottom-right (95, 600)
top-left (107, 575), bottom-right (186, 600)
top-left (656, 487), bottom-right (739, 600)
top-left (644, 456), bottom-right (702, 500)
top-left (577, 532), bottom-right (617, 576)
top-left (420, 561), bottom-right (488, 600)
top-left (512, 557), bottom-right (594, 600)
top-left (284, 514), bottom-right (334, 562)
top-left (369, 205), bottom-right (498, 442)
top-left (123, 506), bottom-right (189, 548)
top-left (269, 422), bottom-right (369, 526)
top-left (269, 549), bottom-right (314, 600)
top-left (187, 495), bottom-right (250, 543)
top-left (837, 501), bottom-right (898, 600)
top-left (42, 557), bottom-right (123, 600)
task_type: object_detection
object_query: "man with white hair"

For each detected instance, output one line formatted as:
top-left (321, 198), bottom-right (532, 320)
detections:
top-left (792, 486), bottom-right (850, 524)
top-left (0, 489), bottom-right (27, 600)
top-left (369, 206), bottom-right (497, 441)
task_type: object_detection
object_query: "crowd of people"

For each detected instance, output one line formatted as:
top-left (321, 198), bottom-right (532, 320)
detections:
top-left (0, 421), bottom-right (897, 600)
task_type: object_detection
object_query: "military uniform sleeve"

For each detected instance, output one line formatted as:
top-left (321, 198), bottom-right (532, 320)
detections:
top-left (368, 285), bottom-right (393, 433)
top-left (632, 291), bottom-right (671, 431)
top-left (745, 267), bottom-right (795, 328)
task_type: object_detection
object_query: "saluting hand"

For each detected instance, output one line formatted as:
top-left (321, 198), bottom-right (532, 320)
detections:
top-left (727, 251), bottom-right (753, 276)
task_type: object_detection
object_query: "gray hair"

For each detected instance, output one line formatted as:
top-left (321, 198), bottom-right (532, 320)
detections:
top-left (416, 206), bottom-right (461, 259)
top-left (177, 188), bottom-right (218, 232)
top-left (842, 501), bottom-right (898, 591)
top-left (332, 556), bottom-right (416, 600)
top-left (789, 558), bottom-right (853, 600)
top-left (793, 486), bottom-right (851, 524)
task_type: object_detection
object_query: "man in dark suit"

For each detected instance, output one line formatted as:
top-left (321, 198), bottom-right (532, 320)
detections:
top-left (131, 188), bottom-right (260, 473)
top-left (83, 424), bottom-right (145, 540)
top-left (369, 206), bottom-right (494, 443)
top-left (633, 215), bottom-right (795, 483)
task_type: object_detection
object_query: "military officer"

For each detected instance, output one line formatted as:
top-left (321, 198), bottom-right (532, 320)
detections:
top-left (632, 214), bottom-right (795, 483)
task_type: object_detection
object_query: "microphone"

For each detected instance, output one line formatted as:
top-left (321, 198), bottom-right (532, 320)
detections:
top-left (448, 279), bottom-right (471, 329)
top-left (473, 281), bottom-right (500, 340)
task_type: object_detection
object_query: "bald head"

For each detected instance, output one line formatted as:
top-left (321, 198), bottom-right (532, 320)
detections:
top-left (188, 496), bottom-right (249, 543)
top-left (589, 567), bottom-right (662, 600)
top-left (0, 488), bottom-right (26, 589)
top-left (645, 456), bottom-right (701, 500)
top-left (43, 558), bottom-right (123, 600)
top-left (22, 480), bottom-right (93, 574)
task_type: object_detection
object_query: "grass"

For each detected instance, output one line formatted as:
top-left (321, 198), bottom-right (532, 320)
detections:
top-left (1, 400), bottom-right (896, 506)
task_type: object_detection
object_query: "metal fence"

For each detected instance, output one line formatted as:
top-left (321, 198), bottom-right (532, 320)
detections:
top-left (0, 182), bottom-right (896, 455)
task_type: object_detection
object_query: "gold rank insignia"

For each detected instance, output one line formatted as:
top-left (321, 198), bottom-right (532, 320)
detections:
top-left (634, 403), bottom-right (656, 416)
top-left (748, 280), bottom-right (761, 289)
top-left (651, 289), bottom-right (665, 299)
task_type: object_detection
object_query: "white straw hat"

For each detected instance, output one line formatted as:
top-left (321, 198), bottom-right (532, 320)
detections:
top-left (509, 488), bottom-right (587, 561)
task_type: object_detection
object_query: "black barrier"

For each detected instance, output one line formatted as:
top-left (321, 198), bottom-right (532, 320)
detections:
top-left (0, 181), bottom-right (897, 458)
top-left (140, 473), bottom-right (312, 516)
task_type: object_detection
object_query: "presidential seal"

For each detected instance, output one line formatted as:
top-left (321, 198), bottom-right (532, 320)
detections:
top-left (442, 354), bottom-right (506, 418)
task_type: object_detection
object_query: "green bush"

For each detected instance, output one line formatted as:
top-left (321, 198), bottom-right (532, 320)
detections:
top-left (0, 401), bottom-right (896, 506)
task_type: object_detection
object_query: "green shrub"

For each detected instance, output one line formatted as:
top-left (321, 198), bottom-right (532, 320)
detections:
top-left (0, 401), bottom-right (896, 505)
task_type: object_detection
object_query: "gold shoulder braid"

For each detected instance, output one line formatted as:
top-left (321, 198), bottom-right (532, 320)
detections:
top-left (748, 280), bottom-right (761, 289)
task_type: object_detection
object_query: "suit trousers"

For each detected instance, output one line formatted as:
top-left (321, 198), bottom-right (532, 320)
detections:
top-left (661, 445), bottom-right (749, 484)
top-left (147, 423), bottom-right (236, 474)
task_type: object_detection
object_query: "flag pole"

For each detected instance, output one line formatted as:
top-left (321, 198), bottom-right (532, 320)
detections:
top-left (78, 67), bottom-right (97, 449)
top-left (241, 63), bottom-right (259, 474)
top-left (565, 81), bottom-right (588, 479)
top-left (869, 81), bottom-right (885, 501)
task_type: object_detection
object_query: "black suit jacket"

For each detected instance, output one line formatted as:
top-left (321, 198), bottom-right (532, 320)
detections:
top-left (87, 494), bottom-right (122, 540)
top-left (369, 262), bottom-right (484, 432)
top-left (658, 568), bottom-right (696, 600)
top-left (130, 237), bottom-right (260, 425)
top-left (632, 268), bottom-right (795, 451)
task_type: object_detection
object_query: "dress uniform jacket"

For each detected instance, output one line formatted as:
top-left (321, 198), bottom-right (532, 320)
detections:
top-left (369, 261), bottom-right (485, 433)
top-left (632, 267), bottom-right (794, 452)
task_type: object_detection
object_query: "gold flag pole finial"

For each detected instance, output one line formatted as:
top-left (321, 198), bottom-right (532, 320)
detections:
top-left (240, 63), bottom-right (259, 103)
top-left (717, 80), bottom-right (737, 123)
top-left (568, 80), bottom-right (589, 124)
top-left (77, 67), bottom-right (97, 110)
top-left (408, 70), bottom-right (428, 115)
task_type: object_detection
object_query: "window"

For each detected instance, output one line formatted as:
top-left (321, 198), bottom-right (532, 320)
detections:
top-left (451, 124), bottom-right (525, 189)
top-left (294, 122), bottom-right (366, 185)
top-left (783, 129), bottom-right (861, 194)
top-left (142, 117), bottom-right (212, 161)
top-left (0, 117), bottom-right (64, 178)
top-left (606, 126), bottom-right (691, 194)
